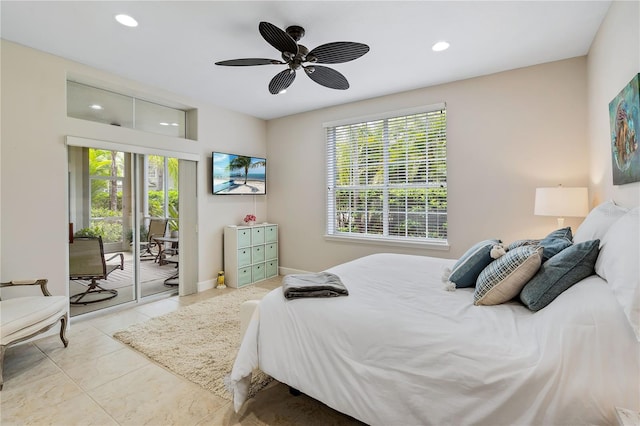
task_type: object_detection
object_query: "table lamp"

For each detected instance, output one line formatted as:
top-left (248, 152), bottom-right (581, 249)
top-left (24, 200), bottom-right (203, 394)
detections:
top-left (534, 186), bottom-right (589, 227)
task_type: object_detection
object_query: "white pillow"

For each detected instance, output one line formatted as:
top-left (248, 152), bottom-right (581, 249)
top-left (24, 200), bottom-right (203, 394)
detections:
top-left (595, 207), bottom-right (640, 341)
top-left (574, 200), bottom-right (628, 243)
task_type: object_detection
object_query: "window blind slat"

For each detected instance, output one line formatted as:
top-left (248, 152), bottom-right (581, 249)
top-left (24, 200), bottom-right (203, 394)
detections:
top-left (327, 107), bottom-right (447, 242)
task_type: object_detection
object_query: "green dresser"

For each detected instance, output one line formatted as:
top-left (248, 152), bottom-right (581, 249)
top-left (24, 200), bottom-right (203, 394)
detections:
top-left (224, 224), bottom-right (278, 288)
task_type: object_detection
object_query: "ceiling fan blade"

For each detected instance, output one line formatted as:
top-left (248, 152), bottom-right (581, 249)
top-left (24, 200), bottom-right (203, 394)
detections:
top-left (305, 65), bottom-right (349, 90)
top-left (307, 42), bottom-right (369, 64)
top-left (269, 69), bottom-right (296, 94)
top-left (259, 21), bottom-right (298, 55)
top-left (215, 58), bottom-right (283, 66)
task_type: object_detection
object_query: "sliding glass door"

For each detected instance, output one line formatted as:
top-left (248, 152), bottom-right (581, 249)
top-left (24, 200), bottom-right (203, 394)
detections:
top-left (138, 154), bottom-right (181, 298)
top-left (68, 145), bottom-right (187, 316)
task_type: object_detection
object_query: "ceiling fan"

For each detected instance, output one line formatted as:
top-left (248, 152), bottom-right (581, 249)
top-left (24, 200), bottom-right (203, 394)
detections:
top-left (215, 21), bottom-right (369, 94)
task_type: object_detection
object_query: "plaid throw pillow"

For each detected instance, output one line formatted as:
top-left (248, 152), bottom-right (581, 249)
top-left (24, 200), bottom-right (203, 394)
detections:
top-left (474, 245), bottom-right (543, 306)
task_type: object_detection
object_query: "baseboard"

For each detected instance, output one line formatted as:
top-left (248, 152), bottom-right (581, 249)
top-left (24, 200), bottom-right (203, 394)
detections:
top-left (197, 279), bottom-right (216, 293)
top-left (278, 266), bottom-right (313, 275)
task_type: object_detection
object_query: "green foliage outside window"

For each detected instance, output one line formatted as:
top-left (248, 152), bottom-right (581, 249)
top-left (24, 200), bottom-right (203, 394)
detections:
top-left (330, 109), bottom-right (447, 241)
top-left (86, 190), bottom-right (178, 243)
top-left (86, 149), bottom-right (179, 243)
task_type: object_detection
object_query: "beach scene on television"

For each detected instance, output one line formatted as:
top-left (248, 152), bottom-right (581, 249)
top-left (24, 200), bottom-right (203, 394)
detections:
top-left (213, 153), bottom-right (266, 194)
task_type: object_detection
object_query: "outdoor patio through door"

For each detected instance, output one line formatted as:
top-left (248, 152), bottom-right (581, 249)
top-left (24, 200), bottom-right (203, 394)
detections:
top-left (68, 146), bottom-right (181, 316)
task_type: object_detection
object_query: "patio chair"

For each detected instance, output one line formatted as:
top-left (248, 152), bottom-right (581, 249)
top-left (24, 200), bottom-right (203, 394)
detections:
top-left (1, 279), bottom-right (68, 390)
top-left (69, 236), bottom-right (124, 305)
top-left (140, 218), bottom-right (168, 261)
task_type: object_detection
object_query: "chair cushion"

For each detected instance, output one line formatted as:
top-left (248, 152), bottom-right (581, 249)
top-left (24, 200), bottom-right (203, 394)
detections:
top-left (1, 296), bottom-right (67, 344)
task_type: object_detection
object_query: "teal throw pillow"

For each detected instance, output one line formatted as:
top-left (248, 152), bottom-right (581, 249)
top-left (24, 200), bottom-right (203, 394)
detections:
top-left (448, 239), bottom-right (501, 288)
top-left (539, 227), bottom-right (573, 262)
top-left (520, 239), bottom-right (600, 311)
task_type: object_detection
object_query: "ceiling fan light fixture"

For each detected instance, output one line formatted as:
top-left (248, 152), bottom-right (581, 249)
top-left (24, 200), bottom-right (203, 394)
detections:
top-left (115, 14), bottom-right (138, 27)
top-left (432, 41), bottom-right (450, 52)
top-left (216, 21), bottom-right (369, 93)
top-left (278, 89), bottom-right (287, 94)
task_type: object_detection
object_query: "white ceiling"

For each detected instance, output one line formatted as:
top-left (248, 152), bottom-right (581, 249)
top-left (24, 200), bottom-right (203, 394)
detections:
top-left (1, 1), bottom-right (611, 120)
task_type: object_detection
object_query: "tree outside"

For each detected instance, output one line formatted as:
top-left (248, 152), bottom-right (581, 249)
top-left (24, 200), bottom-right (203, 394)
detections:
top-left (77, 150), bottom-right (179, 243)
top-left (332, 110), bottom-right (447, 240)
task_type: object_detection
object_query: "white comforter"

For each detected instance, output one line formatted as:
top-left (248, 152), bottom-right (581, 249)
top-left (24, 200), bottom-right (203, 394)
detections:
top-left (229, 253), bottom-right (640, 425)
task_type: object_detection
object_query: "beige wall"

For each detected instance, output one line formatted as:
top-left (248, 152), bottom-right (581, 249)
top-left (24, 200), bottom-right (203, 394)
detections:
top-left (2, 0), bottom-right (636, 291)
top-left (587, 0), bottom-right (640, 208)
top-left (267, 58), bottom-right (589, 272)
top-left (0, 40), bottom-right (267, 296)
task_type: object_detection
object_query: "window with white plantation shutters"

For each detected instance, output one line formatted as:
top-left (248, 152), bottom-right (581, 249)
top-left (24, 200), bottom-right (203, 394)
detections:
top-left (326, 105), bottom-right (447, 244)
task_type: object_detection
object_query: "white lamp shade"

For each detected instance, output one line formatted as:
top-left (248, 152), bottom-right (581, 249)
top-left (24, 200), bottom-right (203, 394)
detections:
top-left (534, 187), bottom-right (589, 218)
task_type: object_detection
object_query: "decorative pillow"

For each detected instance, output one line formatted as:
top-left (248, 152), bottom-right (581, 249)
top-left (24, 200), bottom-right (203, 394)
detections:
top-left (507, 239), bottom-right (540, 251)
top-left (539, 227), bottom-right (573, 262)
top-left (574, 200), bottom-right (628, 243)
top-left (447, 239), bottom-right (501, 288)
top-left (474, 246), bottom-right (543, 306)
top-left (595, 207), bottom-right (639, 341)
top-left (520, 239), bottom-right (600, 311)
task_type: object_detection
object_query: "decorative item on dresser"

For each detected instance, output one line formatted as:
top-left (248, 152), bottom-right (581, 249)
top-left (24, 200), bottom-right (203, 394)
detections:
top-left (243, 214), bottom-right (257, 226)
top-left (224, 224), bottom-right (278, 288)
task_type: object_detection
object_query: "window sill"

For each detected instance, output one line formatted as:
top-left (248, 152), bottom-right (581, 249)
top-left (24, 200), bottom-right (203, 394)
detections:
top-left (324, 234), bottom-right (450, 251)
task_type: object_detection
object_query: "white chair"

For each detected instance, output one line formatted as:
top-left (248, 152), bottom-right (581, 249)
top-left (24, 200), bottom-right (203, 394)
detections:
top-left (0, 279), bottom-right (68, 390)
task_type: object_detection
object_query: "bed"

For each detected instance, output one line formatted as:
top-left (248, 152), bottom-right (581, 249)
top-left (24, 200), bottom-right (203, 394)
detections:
top-left (229, 202), bottom-right (640, 425)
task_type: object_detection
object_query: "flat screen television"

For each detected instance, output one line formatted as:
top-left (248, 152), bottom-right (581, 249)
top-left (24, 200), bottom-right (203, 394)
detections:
top-left (212, 152), bottom-right (266, 195)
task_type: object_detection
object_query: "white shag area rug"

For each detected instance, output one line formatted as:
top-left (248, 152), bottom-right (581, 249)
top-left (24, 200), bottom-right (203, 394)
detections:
top-left (113, 285), bottom-right (273, 400)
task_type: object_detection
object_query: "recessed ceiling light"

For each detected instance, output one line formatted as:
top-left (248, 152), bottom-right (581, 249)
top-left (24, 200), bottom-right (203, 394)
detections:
top-left (90, 104), bottom-right (103, 110)
top-left (170, 123), bottom-right (179, 127)
top-left (432, 41), bottom-right (450, 52)
top-left (115, 14), bottom-right (138, 27)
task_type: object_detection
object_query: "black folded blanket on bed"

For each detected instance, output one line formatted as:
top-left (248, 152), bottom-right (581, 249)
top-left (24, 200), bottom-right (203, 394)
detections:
top-left (282, 272), bottom-right (349, 300)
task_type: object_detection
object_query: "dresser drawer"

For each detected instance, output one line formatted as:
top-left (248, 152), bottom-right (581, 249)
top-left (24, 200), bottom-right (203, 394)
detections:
top-left (251, 226), bottom-right (265, 244)
top-left (237, 267), bottom-right (252, 287)
top-left (266, 260), bottom-right (278, 278)
top-left (237, 228), bottom-right (251, 247)
top-left (265, 243), bottom-right (277, 260)
top-left (237, 248), bottom-right (251, 267)
top-left (252, 263), bottom-right (265, 282)
top-left (265, 225), bottom-right (278, 243)
top-left (252, 245), bottom-right (265, 263)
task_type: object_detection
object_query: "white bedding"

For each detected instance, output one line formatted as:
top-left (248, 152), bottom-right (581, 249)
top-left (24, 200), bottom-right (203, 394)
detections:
top-left (229, 253), bottom-right (640, 425)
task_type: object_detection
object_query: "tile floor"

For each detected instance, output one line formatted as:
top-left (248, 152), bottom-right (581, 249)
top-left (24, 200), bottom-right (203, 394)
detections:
top-left (1, 280), bottom-right (362, 426)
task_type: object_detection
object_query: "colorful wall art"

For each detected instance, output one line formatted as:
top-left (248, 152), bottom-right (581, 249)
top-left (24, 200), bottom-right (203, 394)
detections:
top-left (609, 73), bottom-right (640, 185)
